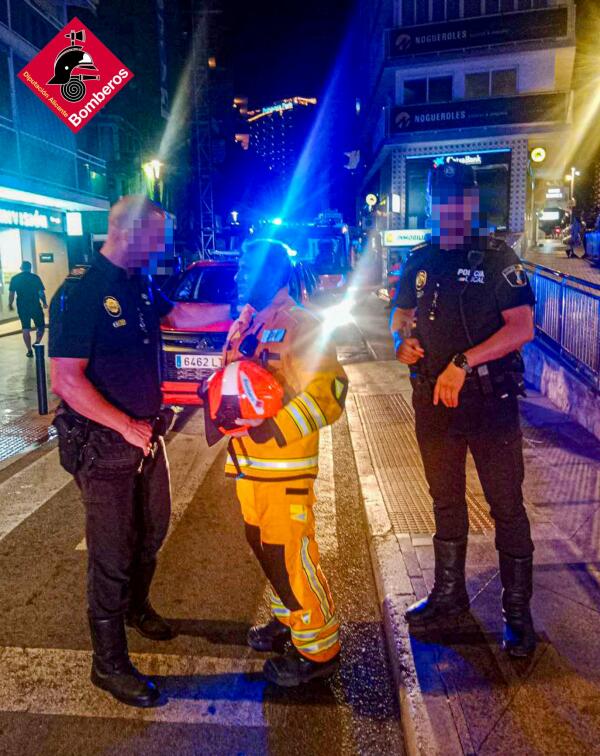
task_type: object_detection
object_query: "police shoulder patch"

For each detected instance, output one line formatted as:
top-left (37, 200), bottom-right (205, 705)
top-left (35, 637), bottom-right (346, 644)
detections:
top-left (103, 296), bottom-right (122, 317)
top-left (415, 270), bottom-right (427, 291)
top-left (502, 264), bottom-right (528, 288)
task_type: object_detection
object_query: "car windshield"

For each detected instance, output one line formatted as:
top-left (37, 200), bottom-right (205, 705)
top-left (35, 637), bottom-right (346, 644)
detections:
top-left (171, 266), bottom-right (237, 304)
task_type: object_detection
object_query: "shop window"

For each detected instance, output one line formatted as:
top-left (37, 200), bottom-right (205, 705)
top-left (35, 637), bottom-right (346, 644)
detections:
top-left (491, 69), bottom-right (517, 97)
top-left (465, 72), bottom-right (490, 99)
top-left (464, 0), bottom-right (482, 17)
top-left (404, 79), bottom-right (427, 106)
top-left (0, 50), bottom-right (11, 120)
top-left (429, 76), bottom-right (453, 103)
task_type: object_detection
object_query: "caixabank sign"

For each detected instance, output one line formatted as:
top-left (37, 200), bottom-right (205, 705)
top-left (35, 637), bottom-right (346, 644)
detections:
top-left (390, 92), bottom-right (569, 135)
top-left (17, 18), bottom-right (133, 133)
top-left (387, 6), bottom-right (569, 58)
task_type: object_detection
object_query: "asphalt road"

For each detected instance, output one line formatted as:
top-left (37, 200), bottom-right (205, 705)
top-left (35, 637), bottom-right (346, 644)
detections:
top-left (0, 294), bottom-right (404, 756)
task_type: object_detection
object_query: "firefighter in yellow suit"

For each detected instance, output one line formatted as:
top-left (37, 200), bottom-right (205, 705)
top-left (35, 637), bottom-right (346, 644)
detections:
top-left (223, 238), bottom-right (348, 687)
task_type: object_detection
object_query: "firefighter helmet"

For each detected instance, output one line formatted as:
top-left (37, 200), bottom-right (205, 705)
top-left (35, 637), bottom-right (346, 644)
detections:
top-left (207, 360), bottom-right (284, 436)
top-left (48, 48), bottom-right (98, 86)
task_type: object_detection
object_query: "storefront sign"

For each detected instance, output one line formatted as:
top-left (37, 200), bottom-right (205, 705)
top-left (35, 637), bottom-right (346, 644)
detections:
top-left (387, 7), bottom-right (568, 58)
top-left (384, 229), bottom-right (429, 247)
top-left (390, 93), bottom-right (568, 135)
top-left (0, 203), bottom-right (65, 233)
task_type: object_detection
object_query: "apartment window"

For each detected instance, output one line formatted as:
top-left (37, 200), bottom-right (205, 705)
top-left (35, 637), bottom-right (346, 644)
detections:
top-left (464, 0), bottom-right (482, 17)
top-left (491, 69), bottom-right (517, 96)
top-left (447, 0), bottom-right (460, 18)
top-left (485, 0), bottom-right (500, 12)
top-left (517, 0), bottom-right (532, 8)
top-left (0, 0), bottom-right (8, 27)
top-left (432, 0), bottom-right (445, 21)
top-left (10, 2), bottom-right (58, 49)
top-left (401, 0), bottom-right (415, 26)
top-left (429, 76), bottom-right (453, 102)
top-left (501, 0), bottom-right (515, 11)
top-left (404, 79), bottom-right (427, 105)
top-left (0, 50), bottom-right (10, 120)
top-left (416, 0), bottom-right (429, 24)
top-left (465, 72), bottom-right (490, 99)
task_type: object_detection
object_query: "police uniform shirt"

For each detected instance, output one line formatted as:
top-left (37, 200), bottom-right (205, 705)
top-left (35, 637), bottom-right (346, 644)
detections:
top-left (49, 253), bottom-right (173, 419)
top-left (394, 240), bottom-right (535, 379)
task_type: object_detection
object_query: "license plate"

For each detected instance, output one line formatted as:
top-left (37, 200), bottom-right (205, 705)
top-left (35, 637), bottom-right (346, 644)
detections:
top-left (175, 354), bottom-right (223, 370)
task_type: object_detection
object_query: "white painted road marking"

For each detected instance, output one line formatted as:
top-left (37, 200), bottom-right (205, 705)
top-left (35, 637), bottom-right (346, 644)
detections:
top-left (0, 646), bottom-right (267, 727)
top-left (0, 448), bottom-right (71, 543)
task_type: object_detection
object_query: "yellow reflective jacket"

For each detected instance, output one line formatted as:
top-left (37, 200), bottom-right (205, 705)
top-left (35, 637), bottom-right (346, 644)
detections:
top-left (222, 289), bottom-right (348, 481)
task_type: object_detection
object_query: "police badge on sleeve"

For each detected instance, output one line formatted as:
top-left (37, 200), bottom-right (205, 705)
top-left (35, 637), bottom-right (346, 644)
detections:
top-left (502, 264), bottom-right (528, 288)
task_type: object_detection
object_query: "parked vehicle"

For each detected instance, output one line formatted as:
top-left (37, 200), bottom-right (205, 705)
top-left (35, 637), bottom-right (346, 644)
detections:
top-left (160, 259), bottom-right (316, 406)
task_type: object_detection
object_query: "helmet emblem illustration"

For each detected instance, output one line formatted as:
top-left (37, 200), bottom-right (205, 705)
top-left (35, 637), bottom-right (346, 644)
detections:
top-left (395, 112), bottom-right (411, 129)
top-left (47, 29), bottom-right (99, 102)
top-left (395, 34), bottom-right (412, 52)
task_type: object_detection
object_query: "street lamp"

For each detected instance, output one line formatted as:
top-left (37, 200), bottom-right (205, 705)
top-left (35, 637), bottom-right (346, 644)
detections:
top-left (143, 159), bottom-right (163, 203)
top-left (565, 166), bottom-right (580, 224)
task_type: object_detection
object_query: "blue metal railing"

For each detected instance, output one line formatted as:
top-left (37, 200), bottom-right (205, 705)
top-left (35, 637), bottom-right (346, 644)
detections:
top-left (522, 261), bottom-right (600, 391)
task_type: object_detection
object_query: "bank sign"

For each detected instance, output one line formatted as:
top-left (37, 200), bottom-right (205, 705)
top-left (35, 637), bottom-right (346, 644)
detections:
top-left (387, 6), bottom-right (568, 58)
top-left (0, 203), bottom-right (65, 234)
top-left (391, 93), bottom-right (568, 135)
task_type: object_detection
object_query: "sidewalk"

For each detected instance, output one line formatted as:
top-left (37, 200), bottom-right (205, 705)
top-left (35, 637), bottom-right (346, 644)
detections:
top-left (346, 359), bottom-right (600, 756)
top-left (0, 333), bottom-right (56, 466)
top-left (524, 240), bottom-right (600, 284)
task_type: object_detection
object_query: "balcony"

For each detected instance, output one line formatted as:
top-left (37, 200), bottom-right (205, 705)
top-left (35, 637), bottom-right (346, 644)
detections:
top-left (386, 5), bottom-right (573, 62)
top-left (384, 91), bottom-right (570, 140)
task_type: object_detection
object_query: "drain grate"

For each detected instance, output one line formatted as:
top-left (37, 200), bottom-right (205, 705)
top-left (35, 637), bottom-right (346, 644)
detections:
top-left (354, 393), bottom-right (494, 535)
top-left (0, 411), bottom-right (56, 464)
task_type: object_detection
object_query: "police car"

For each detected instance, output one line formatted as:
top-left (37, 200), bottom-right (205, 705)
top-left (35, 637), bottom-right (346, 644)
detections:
top-left (160, 259), bottom-right (315, 406)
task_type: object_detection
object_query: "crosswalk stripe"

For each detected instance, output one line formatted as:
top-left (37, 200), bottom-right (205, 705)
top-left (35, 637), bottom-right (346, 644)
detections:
top-left (315, 425), bottom-right (338, 557)
top-left (0, 448), bottom-right (71, 544)
top-left (0, 646), bottom-right (267, 727)
top-left (76, 428), bottom-right (225, 551)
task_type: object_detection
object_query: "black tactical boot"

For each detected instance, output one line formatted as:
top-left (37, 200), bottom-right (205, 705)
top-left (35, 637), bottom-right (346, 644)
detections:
top-left (127, 561), bottom-right (175, 641)
top-left (405, 536), bottom-right (470, 626)
top-left (263, 647), bottom-right (340, 687)
top-left (89, 616), bottom-right (160, 707)
top-left (499, 553), bottom-right (536, 658)
top-left (247, 618), bottom-right (292, 652)
top-left (126, 601), bottom-right (176, 641)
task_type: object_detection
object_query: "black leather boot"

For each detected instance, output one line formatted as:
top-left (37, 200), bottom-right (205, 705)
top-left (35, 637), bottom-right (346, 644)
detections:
top-left (263, 647), bottom-right (340, 687)
top-left (499, 553), bottom-right (536, 658)
top-left (247, 618), bottom-right (292, 652)
top-left (89, 616), bottom-right (160, 707)
top-left (405, 536), bottom-right (470, 626)
top-left (127, 561), bottom-right (175, 641)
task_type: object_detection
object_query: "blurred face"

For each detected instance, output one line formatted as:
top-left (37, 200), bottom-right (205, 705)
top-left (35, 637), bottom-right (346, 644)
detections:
top-left (429, 188), bottom-right (483, 249)
top-left (125, 212), bottom-right (174, 275)
top-left (235, 247), bottom-right (287, 311)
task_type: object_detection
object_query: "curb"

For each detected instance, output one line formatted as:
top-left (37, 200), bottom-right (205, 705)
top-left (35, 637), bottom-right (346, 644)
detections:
top-left (346, 392), bottom-right (462, 756)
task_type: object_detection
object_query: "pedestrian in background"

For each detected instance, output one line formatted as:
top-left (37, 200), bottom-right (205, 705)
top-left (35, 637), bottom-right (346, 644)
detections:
top-left (8, 261), bottom-right (47, 357)
top-left (390, 163), bottom-right (537, 657)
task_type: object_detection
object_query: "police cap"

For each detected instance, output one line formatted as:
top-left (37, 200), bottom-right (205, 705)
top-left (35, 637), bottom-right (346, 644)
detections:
top-left (427, 161), bottom-right (477, 198)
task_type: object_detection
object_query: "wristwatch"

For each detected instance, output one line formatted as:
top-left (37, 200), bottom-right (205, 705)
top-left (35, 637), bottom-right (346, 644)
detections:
top-left (452, 352), bottom-right (473, 374)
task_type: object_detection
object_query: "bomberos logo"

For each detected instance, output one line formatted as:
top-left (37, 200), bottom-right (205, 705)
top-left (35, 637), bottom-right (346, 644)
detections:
top-left (17, 18), bottom-right (133, 134)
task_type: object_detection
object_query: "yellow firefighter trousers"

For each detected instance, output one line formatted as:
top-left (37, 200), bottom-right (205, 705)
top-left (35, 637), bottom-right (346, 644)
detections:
top-left (236, 477), bottom-right (340, 663)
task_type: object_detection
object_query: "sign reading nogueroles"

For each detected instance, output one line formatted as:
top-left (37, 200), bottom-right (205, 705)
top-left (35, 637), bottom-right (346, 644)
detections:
top-left (17, 17), bottom-right (134, 133)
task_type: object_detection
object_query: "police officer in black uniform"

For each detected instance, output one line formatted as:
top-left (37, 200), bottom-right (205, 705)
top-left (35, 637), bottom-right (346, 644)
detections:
top-left (49, 196), bottom-right (179, 707)
top-left (391, 163), bottom-right (537, 657)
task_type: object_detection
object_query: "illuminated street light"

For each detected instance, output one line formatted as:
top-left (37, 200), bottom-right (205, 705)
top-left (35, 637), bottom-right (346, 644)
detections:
top-left (565, 166), bottom-right (581, 225)
top-left (142, 159), bottom-right (164, 203)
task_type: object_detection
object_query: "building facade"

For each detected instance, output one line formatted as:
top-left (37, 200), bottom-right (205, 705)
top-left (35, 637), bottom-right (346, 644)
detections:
top-left (0, 0), bottom-right (109, 324)
top-left (357, 0), bottom-right (576, 255)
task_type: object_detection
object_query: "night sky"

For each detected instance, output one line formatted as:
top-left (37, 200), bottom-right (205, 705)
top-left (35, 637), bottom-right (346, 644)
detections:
top-left (222, 1), bottom-right (356, 106)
